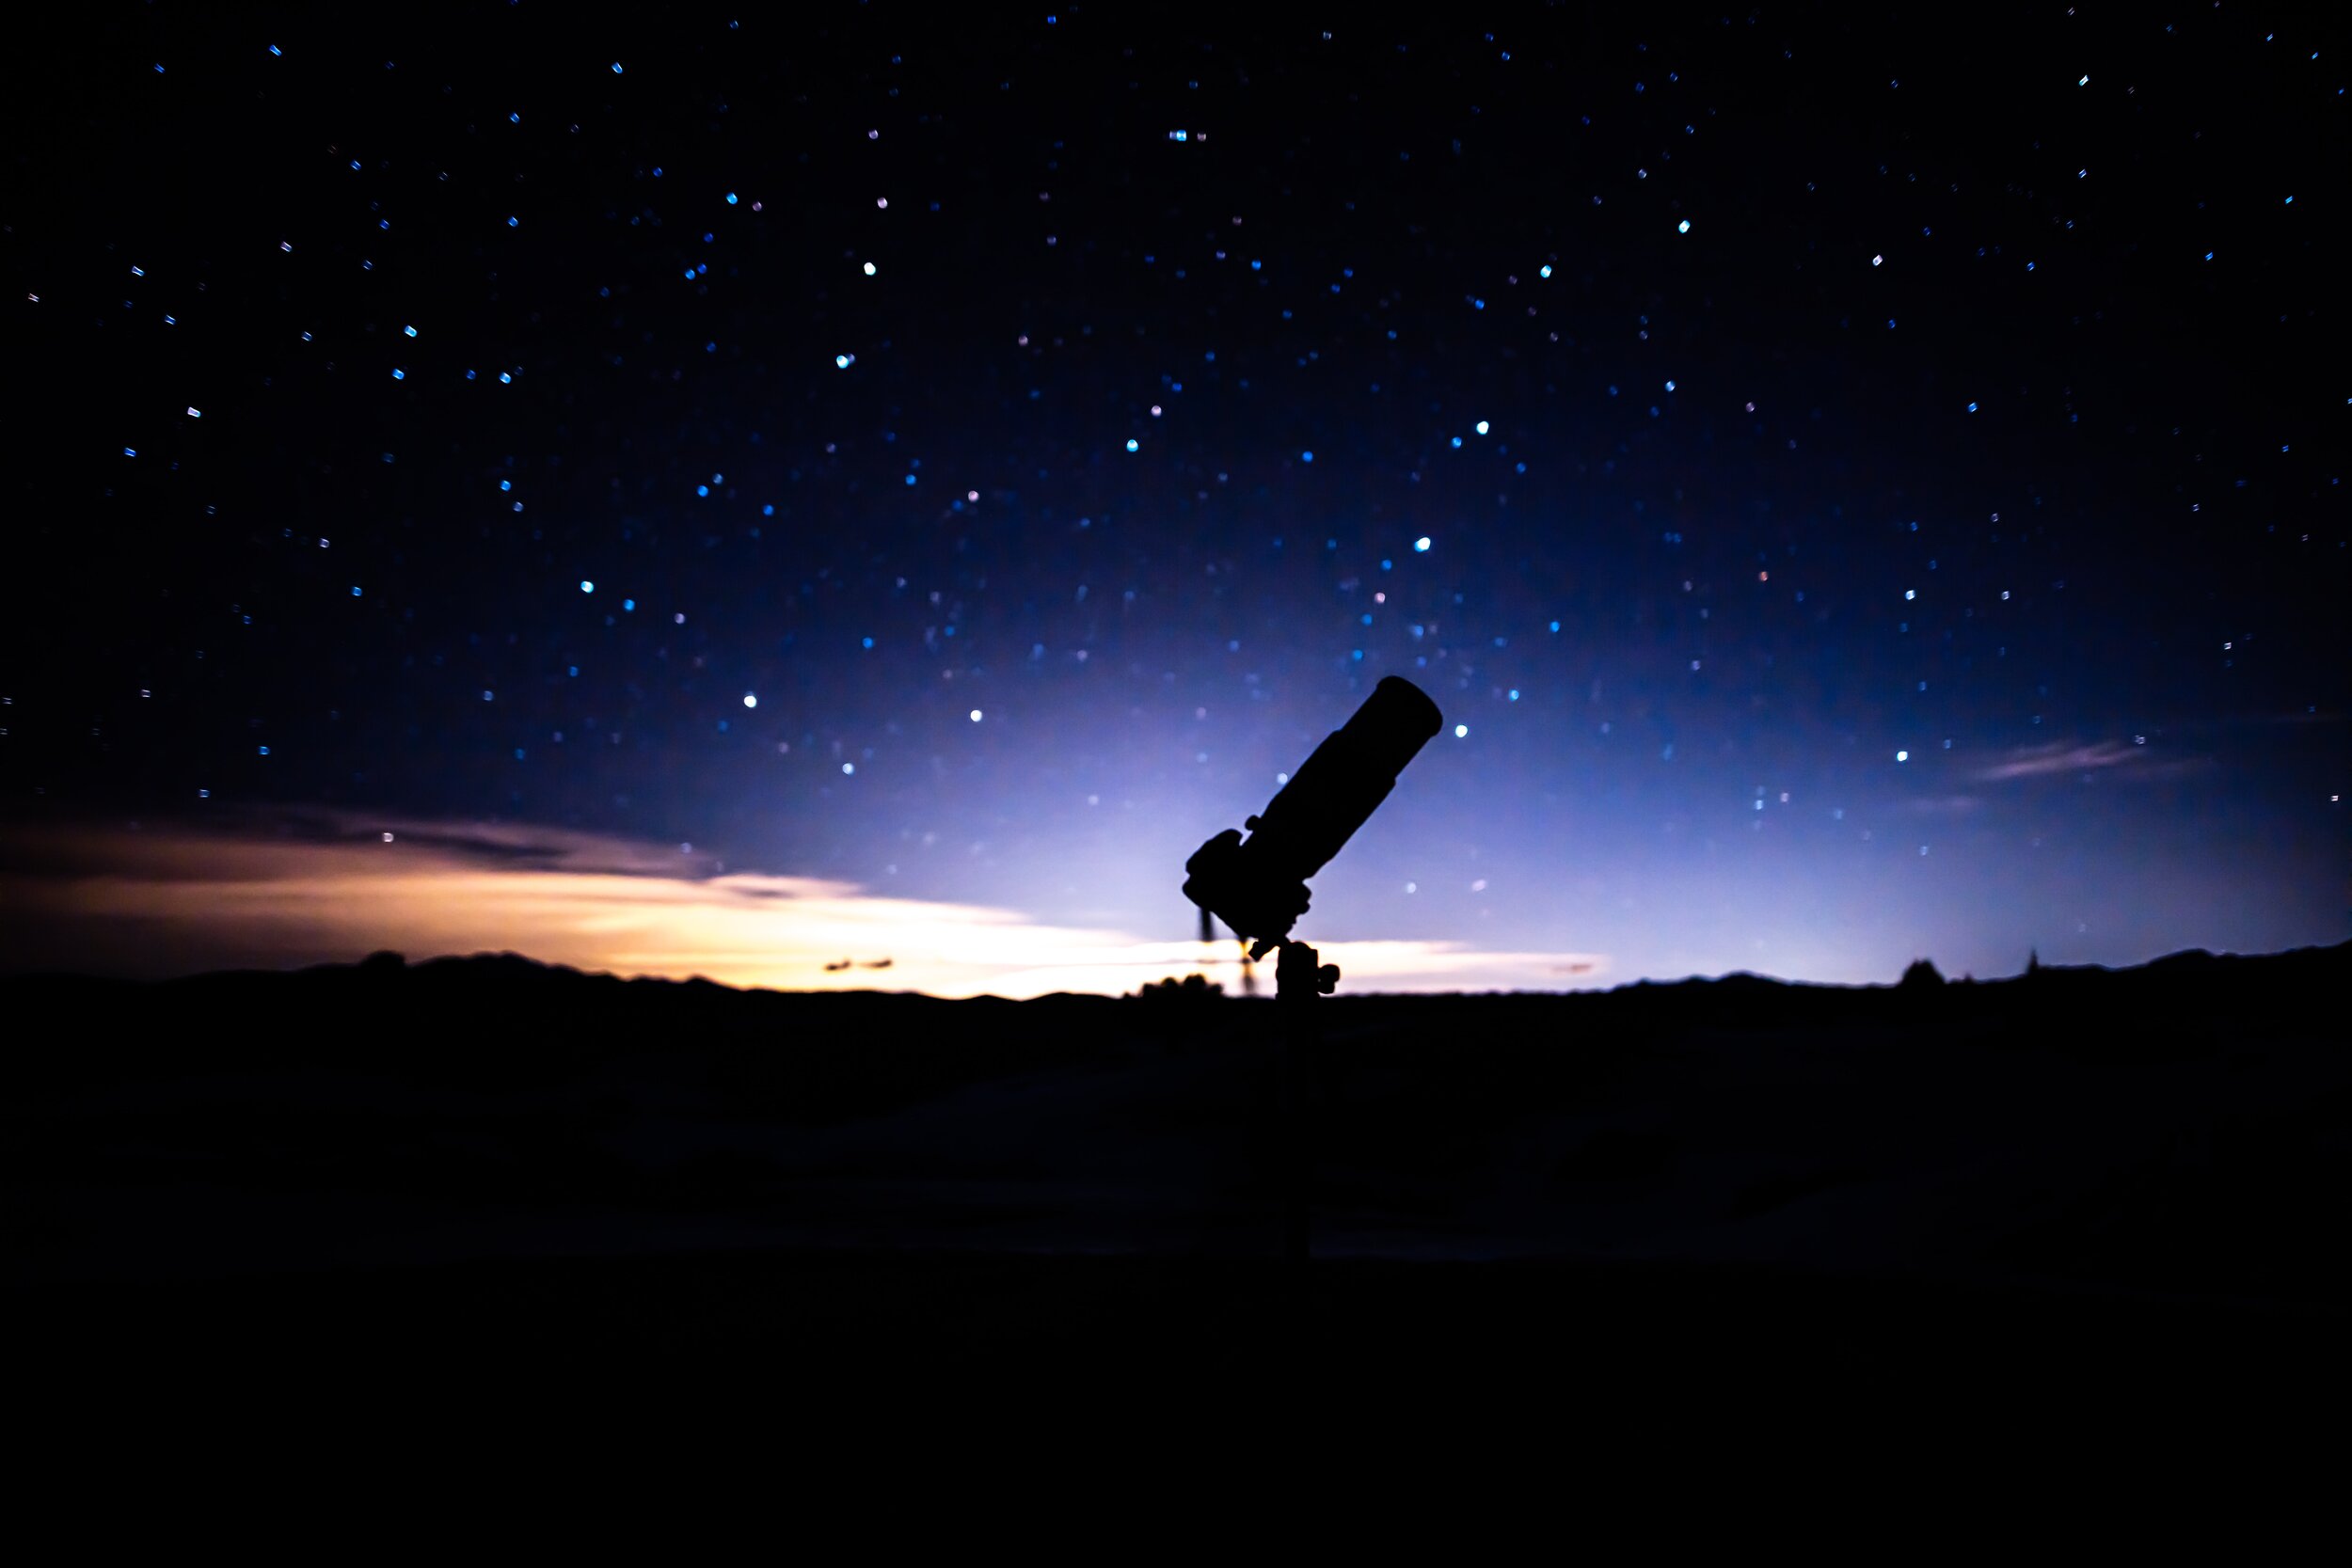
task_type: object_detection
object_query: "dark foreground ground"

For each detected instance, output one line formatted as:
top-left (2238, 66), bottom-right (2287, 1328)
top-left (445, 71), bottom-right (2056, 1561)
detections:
top-left (20, 1250), bottom-right (2349, 1484)
top-left (8, 943), bottom-right (2348, 1440)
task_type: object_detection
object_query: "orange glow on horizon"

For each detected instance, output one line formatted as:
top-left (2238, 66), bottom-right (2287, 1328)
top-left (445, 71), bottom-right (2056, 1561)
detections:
top-left (0, 816), bottom-right (1610, 998)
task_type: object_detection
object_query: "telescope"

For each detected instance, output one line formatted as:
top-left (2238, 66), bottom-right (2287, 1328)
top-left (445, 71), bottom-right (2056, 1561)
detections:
top-left (1182, 675), bottom-right (1444, 961)
top-left (1184, 674), bottom-right (1440, 1264)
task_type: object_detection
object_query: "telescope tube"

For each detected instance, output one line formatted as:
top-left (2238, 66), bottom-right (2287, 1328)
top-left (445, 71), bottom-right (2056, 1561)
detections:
top-left (1182, 675), bottom-right (1443, 947)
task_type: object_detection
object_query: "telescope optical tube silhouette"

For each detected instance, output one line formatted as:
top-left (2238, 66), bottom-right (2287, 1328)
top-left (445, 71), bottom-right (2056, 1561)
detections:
top-left (1183, 675), bottom-right (1444, 955)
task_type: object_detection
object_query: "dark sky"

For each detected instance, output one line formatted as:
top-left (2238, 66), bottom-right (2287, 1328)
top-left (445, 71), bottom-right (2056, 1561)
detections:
top-left (3, 5), bottom-right (2344, 990)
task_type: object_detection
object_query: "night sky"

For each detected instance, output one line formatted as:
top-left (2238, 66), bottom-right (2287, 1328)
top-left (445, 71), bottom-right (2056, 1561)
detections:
top-left (3, 6), bottom-right (2344, 993)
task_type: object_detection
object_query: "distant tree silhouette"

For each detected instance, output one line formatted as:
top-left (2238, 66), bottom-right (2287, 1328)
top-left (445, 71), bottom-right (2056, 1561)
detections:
top-left (2027, 947), bottom-right (2042, 974)
top-left (1135, 973), bottom-right (1224, 1001)
top-left (1899, 958), bottom-right (1947, 989)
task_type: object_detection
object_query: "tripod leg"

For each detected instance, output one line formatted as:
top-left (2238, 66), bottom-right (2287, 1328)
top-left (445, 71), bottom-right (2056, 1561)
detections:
top-left (1274, 940), bottom-right (1323, 1264)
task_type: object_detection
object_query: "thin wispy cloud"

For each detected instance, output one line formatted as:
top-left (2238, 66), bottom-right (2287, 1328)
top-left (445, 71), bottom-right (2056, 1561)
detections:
top-left (1973, 739), bottom-right (2146, 783)
top-left (0, 816), bottom-right (1607, 998)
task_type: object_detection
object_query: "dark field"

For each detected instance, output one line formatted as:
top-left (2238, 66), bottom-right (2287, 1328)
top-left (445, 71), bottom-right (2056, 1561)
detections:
top-left (8, 944), bottom-right (2348, 1432)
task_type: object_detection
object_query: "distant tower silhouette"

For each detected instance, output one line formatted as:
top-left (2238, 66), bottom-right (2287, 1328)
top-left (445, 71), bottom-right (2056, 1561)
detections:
top-left (2027, 947), bottom-right (2042, 975)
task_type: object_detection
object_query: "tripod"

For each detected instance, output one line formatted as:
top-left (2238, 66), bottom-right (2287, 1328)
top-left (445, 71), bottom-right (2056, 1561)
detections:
top-left (1262, 937), bottom-right (1338, 1263)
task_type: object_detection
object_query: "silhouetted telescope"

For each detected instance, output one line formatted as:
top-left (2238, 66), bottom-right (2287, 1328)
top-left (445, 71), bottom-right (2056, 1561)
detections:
top-left (1183, 675), bottom-right (1443, 958)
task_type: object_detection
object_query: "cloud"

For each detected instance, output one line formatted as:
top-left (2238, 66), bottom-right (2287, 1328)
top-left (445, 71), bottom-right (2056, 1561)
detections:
top-left (217, 805), bottom-right (738, 877)
top-left (1969, 740), bottom-right (2216, 785)
top-left (1971, 739), bottom-right (2146, 783)
top-left (0, 815), bottom-right (1607, 999)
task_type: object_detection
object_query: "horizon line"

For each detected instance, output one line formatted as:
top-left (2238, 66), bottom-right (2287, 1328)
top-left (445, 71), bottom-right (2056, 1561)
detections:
top-left (10, 937), bottom-right (2338, 1004)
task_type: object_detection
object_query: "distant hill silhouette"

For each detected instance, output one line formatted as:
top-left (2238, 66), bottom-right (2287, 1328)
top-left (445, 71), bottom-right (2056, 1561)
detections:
top-left (3, 948), bottom-right (1130, 1114)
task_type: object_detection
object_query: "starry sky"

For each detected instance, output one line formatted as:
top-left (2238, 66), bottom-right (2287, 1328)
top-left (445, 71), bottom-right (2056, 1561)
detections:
top-left (2, 6), bottom-right (2344, 994)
